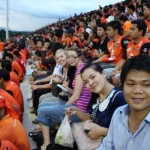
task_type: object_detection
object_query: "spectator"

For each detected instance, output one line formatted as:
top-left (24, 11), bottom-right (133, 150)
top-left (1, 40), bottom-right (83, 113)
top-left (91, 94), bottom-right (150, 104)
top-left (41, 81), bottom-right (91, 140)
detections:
top-left (97, 55), bottom-right (150, 150)
top-left (93, 23), bottom-right (110, 63)
top-left (0, 96), bottom-right (30, 150)
top-left (114, 19), bottom-right (150, 74)
top-left (119, 14), bottom-right (131, 37)
top-left (0, 69), bottom-right (24, 117)
top-left (99, 20), bottom-right (128, 69)
top-left (143, 1), bottom-right (150, 40)
top-left (35, 47), bottom-right (91, 150)
top-left (127, 4), bottom-right (137, 21)
top-left (0, 60), bottom-right (20, 87)
top-left (13, 50), bottom-right (26, 75)
top-left (65, 63), bottom-right (126, 149)
top-left (5, 53), bottom-right (24, 82)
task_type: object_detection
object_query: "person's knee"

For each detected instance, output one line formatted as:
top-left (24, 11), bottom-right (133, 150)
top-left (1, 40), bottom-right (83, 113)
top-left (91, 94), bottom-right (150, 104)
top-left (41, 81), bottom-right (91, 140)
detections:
top-left (37, 107), bottom-right (45, 116)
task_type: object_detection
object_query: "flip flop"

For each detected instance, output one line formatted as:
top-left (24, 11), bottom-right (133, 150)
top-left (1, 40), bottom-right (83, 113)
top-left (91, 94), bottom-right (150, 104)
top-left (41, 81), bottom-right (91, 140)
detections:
top-left (28, 131), bottom-right (41, 138)
top-left (32, 119), bottom-right (39, 124)
top-left (30, 109), bottom-right (36, 114)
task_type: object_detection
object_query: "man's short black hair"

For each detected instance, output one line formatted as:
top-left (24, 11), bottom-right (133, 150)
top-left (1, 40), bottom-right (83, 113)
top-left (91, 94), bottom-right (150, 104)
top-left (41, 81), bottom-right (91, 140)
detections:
top-left (131, 19), bottom-right (147, 36)
top-left (51, 42), bottom-right (63, 55)
top-left (0, 69), bottom-right (10, 81)
top-left (97, 23), bottom-right (107, 31)
top-left (144, 0), bottom-right (150, 8)
top-left (107, 20), bottom-right (123, 35)
top-left (4, 53), bottom-right (14, 60)
top-left (128, 4), bottom-right (136, 11)
top-left (120, 55), bottom-right (150, 88)
top-left (1, 60), bottom-right (12, 72)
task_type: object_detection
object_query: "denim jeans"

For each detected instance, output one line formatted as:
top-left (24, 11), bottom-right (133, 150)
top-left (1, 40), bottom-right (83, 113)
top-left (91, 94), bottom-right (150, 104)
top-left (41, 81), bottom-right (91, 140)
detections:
top-left (37, 100), bottom-right (81, 126)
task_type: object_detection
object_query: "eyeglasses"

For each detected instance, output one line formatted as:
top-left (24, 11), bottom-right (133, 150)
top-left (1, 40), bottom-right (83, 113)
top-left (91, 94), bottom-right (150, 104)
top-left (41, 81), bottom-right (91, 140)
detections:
top-left (67, 55), bottom-right (78, 59)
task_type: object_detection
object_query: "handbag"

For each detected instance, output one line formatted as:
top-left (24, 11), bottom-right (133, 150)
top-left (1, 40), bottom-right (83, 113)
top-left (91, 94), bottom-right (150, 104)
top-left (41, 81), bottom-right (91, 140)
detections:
top-left (55, 116), bottom-right (74, 148)
top-left (71, 120), bottom-right (103, 150)
top-left (51, 82), bottom-right (61, 97)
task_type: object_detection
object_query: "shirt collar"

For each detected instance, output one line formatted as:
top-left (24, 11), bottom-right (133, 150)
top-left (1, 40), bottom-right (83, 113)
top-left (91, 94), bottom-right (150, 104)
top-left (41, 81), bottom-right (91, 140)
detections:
top-left (145, 112), bottom-right (150, 123)
top-left (119, 105), bottom-right (150, 123)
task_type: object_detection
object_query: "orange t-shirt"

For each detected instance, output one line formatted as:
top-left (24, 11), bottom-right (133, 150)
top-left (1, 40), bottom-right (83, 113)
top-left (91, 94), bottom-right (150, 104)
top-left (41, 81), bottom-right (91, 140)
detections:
top-left (12, 61), bottom-right (24, 81)
top-left (145, 19), bottom-right (150, 33)
top-left (123, 21), bottom-right (131, 35)
top-left (71, 36), bottom-right (83, 48)
top-left (0, 115), bottom-right (30, 150)
top-left (64, 36), bottom-right (82, 48)
top-left (0, 89), bottom-right (21, 120)
top-left (10, 71), bottom-right (20, 87)
top-left (5, 81), bottom-right (24, 113)
top-left (0, 42), bottom-right (4, 52)
top-left (101, 17), bottom-right (107, 23)
top-left (104, 36), bottom-right (128, 64)
top-left (124, 37), bottom-right (150, 59)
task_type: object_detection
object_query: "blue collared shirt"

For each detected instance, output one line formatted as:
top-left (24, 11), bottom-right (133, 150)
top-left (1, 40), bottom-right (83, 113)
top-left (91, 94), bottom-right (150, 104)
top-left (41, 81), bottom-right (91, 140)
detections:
top-left (97, 105), bottom-right (150, 150)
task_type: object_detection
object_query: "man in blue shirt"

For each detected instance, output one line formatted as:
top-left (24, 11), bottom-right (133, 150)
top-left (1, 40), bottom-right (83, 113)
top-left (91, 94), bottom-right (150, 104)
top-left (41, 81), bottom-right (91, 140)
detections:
top-left (97, 55), bottom-right (150, 150)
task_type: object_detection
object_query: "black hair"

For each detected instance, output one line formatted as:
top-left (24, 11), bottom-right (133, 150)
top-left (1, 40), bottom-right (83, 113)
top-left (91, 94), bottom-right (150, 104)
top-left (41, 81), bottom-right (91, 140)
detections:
top-left (128, 4), bottom-right (136, 11)
top-left (35, 50), bottom-right (41, 57)
top-left (0, 69), bottom-right (10, 81)
top-left (51, 42), bottom-right (63, 55)
top-left (96, 11), bottom-right (103, 17)
top-left (44, 38), bottom-right (50, 43)
top-left (117, 6), bottom-right (125, 13)
top-left (1, 60), bottom-right (12, 72)
top-left (13, 50), bottom-right (21, 58)
top-left (120, 55), bottom-right (150, 88)
top-left (80, 63), bottom-right (103, 76)
top-left (107, 20), bottom-right (123, 35)
top-left (5, 53), bottom-right (14, 60)
top-left (97, 23), bottom-right (107, 31)
top-left (138, 11), bottom-right (144, 17)
top-left (83, 32), bottom-right (89, 41)
top-left (91, 26), bottom-right (98, 37)
top-left (143, 0), bottom-right (150, 8)
top-left (17, 44), bottom-right (25, 51)
top-left (119, 14), bottom-right (129, 22)
top-left (36, 39), bottom-right (43, 45)
top-left (80, 63), bottom-right (103, 110)
top-left (131, 19), bottom-right (147, 36)
top-left (54, 29), bottom-right (63, 38)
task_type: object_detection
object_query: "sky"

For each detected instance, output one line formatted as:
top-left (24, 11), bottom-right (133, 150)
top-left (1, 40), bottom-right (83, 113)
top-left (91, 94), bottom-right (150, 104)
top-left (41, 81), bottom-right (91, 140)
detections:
top-left (0, 0), bottom-right (121, 32)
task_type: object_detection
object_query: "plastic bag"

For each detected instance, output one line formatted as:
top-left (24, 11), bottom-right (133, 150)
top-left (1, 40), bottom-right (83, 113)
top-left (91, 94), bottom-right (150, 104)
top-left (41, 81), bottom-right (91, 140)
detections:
top-left (55, 116), bottom-right (74, 148)
top-left (72, 120), bottom-right (103, 150)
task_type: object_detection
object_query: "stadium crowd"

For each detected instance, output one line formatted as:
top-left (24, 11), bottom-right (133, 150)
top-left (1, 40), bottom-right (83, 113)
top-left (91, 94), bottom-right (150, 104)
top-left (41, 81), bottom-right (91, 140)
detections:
top-left (0, 0), bottom-right (150, 150)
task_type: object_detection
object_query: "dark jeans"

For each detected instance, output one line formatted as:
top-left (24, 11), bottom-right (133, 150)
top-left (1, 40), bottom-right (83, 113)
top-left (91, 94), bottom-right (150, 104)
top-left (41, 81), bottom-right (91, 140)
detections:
top-left (32, 81), bottom-right (51, 114)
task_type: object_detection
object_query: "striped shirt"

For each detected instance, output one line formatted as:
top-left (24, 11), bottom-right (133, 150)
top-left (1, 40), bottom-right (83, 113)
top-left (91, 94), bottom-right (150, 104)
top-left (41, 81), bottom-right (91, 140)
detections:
top-left (72, 63), bottom-right (91, 112)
